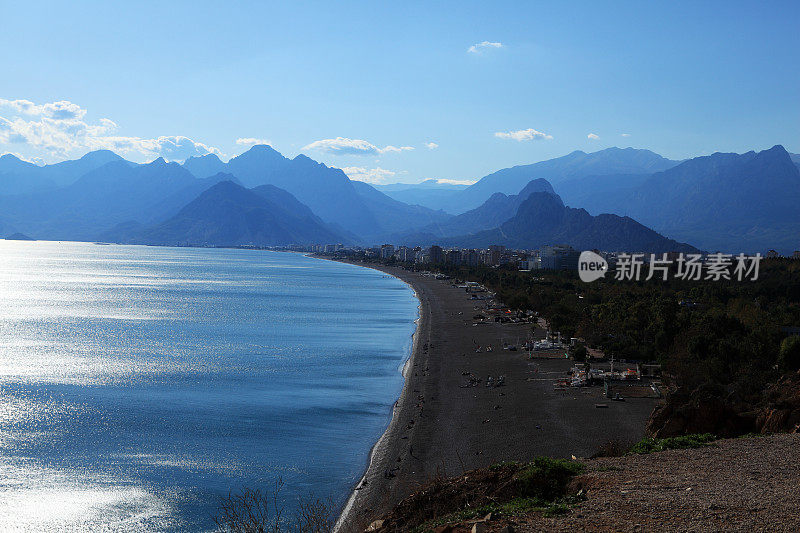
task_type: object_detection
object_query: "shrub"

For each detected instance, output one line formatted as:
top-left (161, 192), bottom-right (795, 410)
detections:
top-left (591, 439), bottom-right (632, 458)
top-left (513, 457), bottom-right (585, 500)
top-left (629, 433), bottom-right (717, 455)
top-left (214, 479), bottom-right (334, 533)
top-left (543, 503), bottom-right (569, 517)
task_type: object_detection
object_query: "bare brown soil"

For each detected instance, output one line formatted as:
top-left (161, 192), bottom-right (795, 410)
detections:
top-left (373, 434), bottom-right (800, 533)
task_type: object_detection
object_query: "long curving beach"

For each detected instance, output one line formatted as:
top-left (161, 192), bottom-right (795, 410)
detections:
top-left (334, 262), bottom-right (658, 532)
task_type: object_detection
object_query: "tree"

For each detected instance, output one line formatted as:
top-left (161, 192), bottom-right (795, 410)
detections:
top-left (215, 479), bottom-right (334, 533)
top-left (778, 336), bottom-right (800, 373)
top-left (572, 345), bottom-right (587, 362)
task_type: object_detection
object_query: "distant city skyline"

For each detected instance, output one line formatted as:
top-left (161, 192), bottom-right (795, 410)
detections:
top-left (1, 1), bottom-right (798, 183)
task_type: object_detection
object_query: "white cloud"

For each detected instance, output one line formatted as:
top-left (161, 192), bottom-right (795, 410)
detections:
top-left (0, 97), bottom-right (222, 162)
top-left (0, 98), bottom-right (87, 120)
top-left (121, 136), bottom-right (221, 161)
top-left (587, 133), bottom-right (600, 140)
top-left (494, 128), bottom-right (553, 142)
top-left (380, 145), bottom-right (415, 154)
top-left (425, 142), bottom-right (439, 150)
top-left (340, 166), bottom-right (397, 184)
top-left (468, 41), bottom-right (503, 54)
top-left (620, 133), bottom-right (631, 137)
top-left (236, 137), bottom-right (271, 146)
top-left (436, 178), bottom-right (477, 186)
top-left (302, 137), bottom-right (414, 156)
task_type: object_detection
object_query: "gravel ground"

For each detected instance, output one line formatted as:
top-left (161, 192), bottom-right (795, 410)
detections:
top-left (510, 434), bottom-right (800, 532)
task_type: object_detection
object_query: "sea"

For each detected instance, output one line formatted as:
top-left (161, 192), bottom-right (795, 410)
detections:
top-left (0, 240), bottom-right (419, 531)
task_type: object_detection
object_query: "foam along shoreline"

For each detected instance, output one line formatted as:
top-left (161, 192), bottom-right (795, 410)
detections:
top-left (333, 278), bottom-right (422, 533)
top-left (322, 259), bottom-right (657, 533)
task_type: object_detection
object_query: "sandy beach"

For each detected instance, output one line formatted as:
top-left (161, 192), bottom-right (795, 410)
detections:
top-left (333, 261), bottom-right (657, 532)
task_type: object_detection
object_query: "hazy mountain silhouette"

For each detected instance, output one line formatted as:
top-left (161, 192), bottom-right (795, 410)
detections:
top-left (182, 153), bottom-right (226, 180)
top-left (401, 178), bottom-right (556, 240)
top-left (3, 144), bottom-right (796, 252)
top-left (127, 180), bottom-right (344, 246)
top-left (0, 154), bottom-right (38, 174)
top-left (446, 192), bottom-right (698, 253)
top-left (374, 179), bottom-right (471, 207)
top-left (182, 145), bottom-right (377, 236)
top-left (382, 147), bottom-right (678, 213)
top-left (377, 178), bottom-right (470, 192)
top-left (0, 150), bottom-right (124, 194)
top-left (184, 144), bottom-right (450, 240)
top-left (0, 146), bottom-right (449, 244)
top-left (0, 158), bottom-right (230, 240)
top-left (553, 172), bottom-right (652, 213)
top-left (349, 181), bottom-right (452, 238)
top-left (558, 145), bottom-right (800, 253)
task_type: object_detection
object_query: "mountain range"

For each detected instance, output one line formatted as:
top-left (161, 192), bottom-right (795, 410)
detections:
top-left (0, 150), bottom-right (124, 195)
top-left (0, 158), bottom-right (233, 241)
top-left (381, 147), bottom-right (679, 214)
top-left (393, 179), bottom-right (557, 243)
top-left (114, 180), bottom-right (344, 247)
top-left (182, 146), bottom-right (450, 239)
top-left (0, 144), bottom-right (797, 253)
top-left (443, 191), bottom-right (698, 253)
top-left (374, 179), bottom-right (471, 208)
top-left (553, 145), bottom-right (800, 253)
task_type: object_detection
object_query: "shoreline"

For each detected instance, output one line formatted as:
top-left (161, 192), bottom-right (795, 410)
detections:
top-left (332, 268), bottom-right (425, 533)
top-left (315, 257), bottom-right (659, 532)
top-left (308, 257), bottom-right (430, 533)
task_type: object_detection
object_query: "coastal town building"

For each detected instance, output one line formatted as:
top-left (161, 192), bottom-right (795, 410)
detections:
top-left (539, 245), bottom-right (580, 270)
top-left (379, 244), bottom-right (395, 259)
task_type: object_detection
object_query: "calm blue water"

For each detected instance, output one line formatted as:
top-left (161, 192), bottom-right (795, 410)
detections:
top-left (0, 241), bottom-right (418, 531)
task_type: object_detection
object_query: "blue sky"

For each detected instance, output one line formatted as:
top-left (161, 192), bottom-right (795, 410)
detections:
top-left (1, 1), bottom-right (798, 183)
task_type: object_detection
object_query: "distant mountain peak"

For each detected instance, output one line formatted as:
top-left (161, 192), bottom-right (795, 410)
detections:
top-left (600, 146), bottom-right (635, 153)
top-left (764, 144), bottom-right (788, 155)
top-left (207, 172), bottom-right (238, 183)
top-left (247, 143), bottom-right (277, 151)
top-left (445, 189), bottom-right (697, 253)
top-left (397, 178), bottom-right (557, 242)
top-left (518, 178), bottom-right (556, 197)
top-left (210, 178), bottom-right (239, 189)
top-left (450, 146), bottom-right (681, 213)
top-left (566, 144), bottom-right (800, 253)
top-left (243, 144), bottom-right (282, 157)
top-left (189, 153), bottom-right (223, 162)
top-left (230, 144), bottom-right (286, 165)
top-left (0, 153), bottom-right (38, 173)
top-left (77, 149), bottom-right (123, 162)
top-left (127, 179), bottom-right (345, 247)
top-left (182, 152), bottom-right (227, 179)
top-left (487, 192), bottom-right (509, 201)
top-left (292, 153), bottom-right (321, 166)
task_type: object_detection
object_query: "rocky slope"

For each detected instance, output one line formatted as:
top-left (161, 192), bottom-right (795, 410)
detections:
top-left (647, 369), bottom-right (800, 438)
top-left (364, 434), bottom-right (800, 533)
